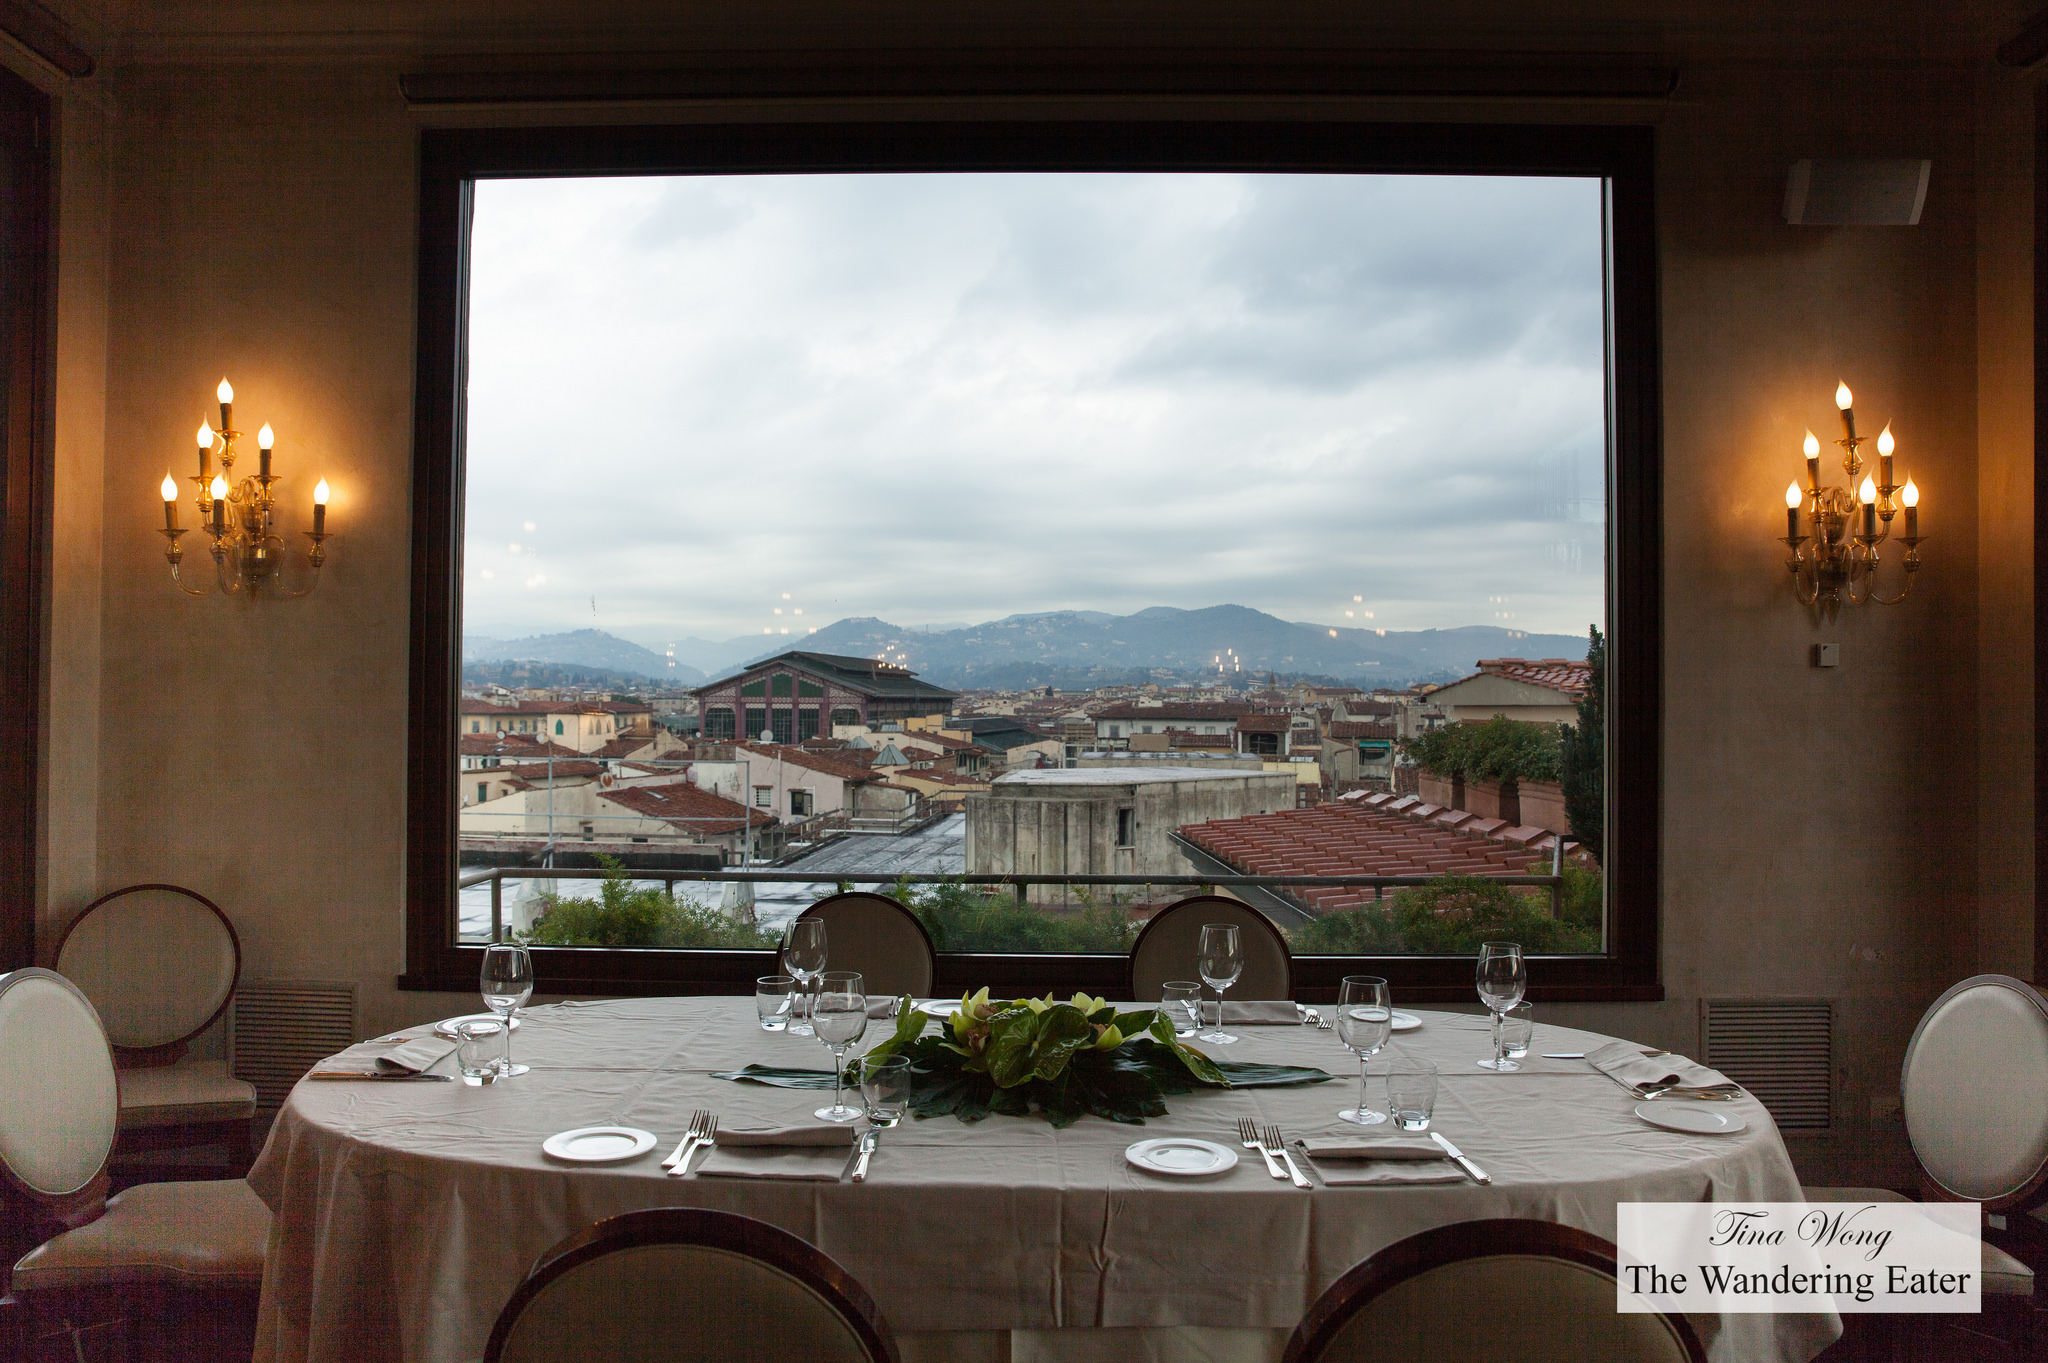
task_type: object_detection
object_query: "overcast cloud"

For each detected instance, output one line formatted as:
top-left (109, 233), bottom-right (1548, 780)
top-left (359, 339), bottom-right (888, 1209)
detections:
top-left (463, 172), bottom-right (1606, 652)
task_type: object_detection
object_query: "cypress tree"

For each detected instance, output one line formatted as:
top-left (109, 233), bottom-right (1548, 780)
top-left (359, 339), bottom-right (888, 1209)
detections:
top-left (1558, 624), bottom-right (1604, 863)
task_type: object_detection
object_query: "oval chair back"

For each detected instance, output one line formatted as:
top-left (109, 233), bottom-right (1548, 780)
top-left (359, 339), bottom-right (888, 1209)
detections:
top-left (56, 883), bottom-right (241, 1065)
top-left (0, 967), bottom-right (119, 1224)
top-left (1901, 974), bottom-right (2048, 1206)
top-left (796, 894), bottom-right (936, 999)
top-left (1128, 895), bottom-right (1292, 1004)
top-left (1284, 1219), bottom-right (1704, 1363)
top-left (485, 1207), bottom-right (899, 1363)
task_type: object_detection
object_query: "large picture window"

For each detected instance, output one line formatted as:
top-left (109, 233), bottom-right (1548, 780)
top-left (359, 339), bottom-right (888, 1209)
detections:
top-left (404, 122), bottom-right (1661, 1002)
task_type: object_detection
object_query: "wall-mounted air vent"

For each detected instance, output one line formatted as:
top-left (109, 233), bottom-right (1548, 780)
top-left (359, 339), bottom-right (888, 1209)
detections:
top-left (1700, 998), bottom-right (1834, 1131)
top-left (229, 978), bottom-right (359, 1114)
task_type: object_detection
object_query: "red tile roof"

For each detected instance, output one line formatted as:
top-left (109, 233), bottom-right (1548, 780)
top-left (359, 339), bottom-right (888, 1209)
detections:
top-left (1235, 714), bottom-right (1292, 733)
top-left (1326, 721), bottom-right (1397, 739)
top-left (1177, 801), bottom-right (1559, 917)
top-left (738, 742), bottom-right (874, 783)
top-left (459, 735), bottom-right (583, 760)
top-left (1092, 702), bottom-right (1253, 721)
top-left (596, 782), bottom-right (774, 834)
top-left (1464, 658), bottom-right (1592, 697)
top-left (494, 760), bottom-right (605, 781)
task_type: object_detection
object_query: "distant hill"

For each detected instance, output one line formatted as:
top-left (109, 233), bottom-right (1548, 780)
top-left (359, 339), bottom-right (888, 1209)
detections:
top-left (462, 660), bottom-right (671, 693)
top-left (759, 607), bottom-right (1587, 689)
top-left (462, 629), bottom-right (704, 683)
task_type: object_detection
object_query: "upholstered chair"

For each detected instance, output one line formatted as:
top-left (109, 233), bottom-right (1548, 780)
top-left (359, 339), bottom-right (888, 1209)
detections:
top-left (1283, 1219), bottom-right (1704, 1363)
top-left (1801, 973), bottom-right (2048, 1349)
top-left (485, 1207), bottom-right (899, 1363)
top-left (55, 884), bottom-right (257, 1172)
top-left (0, 967), bottom-right (271, 1358)
top-left (795, 894), bottom-right (936, 999)
top-left (1128, 894), bottom-right (1292, 1005)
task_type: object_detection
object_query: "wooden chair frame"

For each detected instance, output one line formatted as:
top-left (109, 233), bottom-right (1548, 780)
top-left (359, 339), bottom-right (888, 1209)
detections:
top-left (55, 883), bottom-right (243, 1067)
top-left (1126, 893), bottom-right (1294, 1003)
top-left (484, 1207), bottom-right (900, 1363)
top-left (1902, 974), bottom-right (2048, 1213)
top-left (1283, 1218), bottom-right (1706, 1363)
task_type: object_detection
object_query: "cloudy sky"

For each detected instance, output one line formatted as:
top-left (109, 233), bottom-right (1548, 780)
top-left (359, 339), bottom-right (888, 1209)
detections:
top-left (463, 171), bottom-right (1606, 652)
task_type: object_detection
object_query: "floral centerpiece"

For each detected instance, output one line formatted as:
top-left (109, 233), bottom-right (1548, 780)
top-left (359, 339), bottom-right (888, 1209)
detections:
top-left (717, 990), bottom-right (1332, 1128)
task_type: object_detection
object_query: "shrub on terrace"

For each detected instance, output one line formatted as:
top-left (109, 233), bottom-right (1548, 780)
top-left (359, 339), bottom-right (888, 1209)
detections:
top-left (1400, 716), bottom-right (1561, 785)
top-left (519, 858), bottom-right (780, 949)
top-left (891, 879), bottom-right (1138, 954)
top-left (1288, 873), bottom-right (1602, 956)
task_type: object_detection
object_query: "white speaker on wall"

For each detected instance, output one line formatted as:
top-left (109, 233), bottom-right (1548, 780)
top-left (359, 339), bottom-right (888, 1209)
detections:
top-left (1784, 158), bottom-right (1931, 225)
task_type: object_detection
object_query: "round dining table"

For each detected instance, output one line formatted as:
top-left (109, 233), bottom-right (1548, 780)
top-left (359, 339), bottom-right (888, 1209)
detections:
top-left (246, 996), bottom-right (1841, 1363)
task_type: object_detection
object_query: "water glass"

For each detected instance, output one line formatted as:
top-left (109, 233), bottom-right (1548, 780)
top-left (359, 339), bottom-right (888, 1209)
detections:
top-left (1500, 1007), bottom-right (1534, 1059)
top-left (455, 1019), bottom-right (506, 1085)
top-left (1386, 1053), bottom-right (1438, 1130)
top-left (479, 941), bottom-right (533, 1077)
top-left (783, 918), bottom-right (828, 1038)
top-left (1161, 981), bottom-right (1202, 1037)
top-left (860, 1054), bottom-right (912, 1127)
top-left (1475, 941), bottom-right (1526, 1072)
top-left (1196, 924), bottom-right (1244, 1045)
top-left (756, 975), bottom-right (795, 1031)
top-left (812, 971), bottom-right (868, 1122)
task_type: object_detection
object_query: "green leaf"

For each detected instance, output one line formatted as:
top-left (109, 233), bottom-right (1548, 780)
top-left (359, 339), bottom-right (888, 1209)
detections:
top-left (709, 1065), bottom-right (837, 1090)
top-left (983, 1006), bottom-right (1042, 1087)
top-left (1210, 1060), bottom-right (1338, 1088)
top-left (1027, 1004), bottom-right (1095, 1082)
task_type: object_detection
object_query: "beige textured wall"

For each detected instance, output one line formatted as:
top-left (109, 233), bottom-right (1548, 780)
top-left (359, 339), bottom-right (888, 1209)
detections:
top-left (69, 56), bottom-right (2035, 1182)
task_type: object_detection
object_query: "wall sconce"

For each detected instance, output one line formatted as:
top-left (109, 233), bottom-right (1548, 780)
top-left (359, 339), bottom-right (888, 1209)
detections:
top-left (1778, 381), bottom-right (1924, 616)
top-left (158, 379), bottom-right (331, 597)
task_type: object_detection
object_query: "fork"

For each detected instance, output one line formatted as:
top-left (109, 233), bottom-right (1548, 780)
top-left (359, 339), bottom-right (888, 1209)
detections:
top-left (662, 1109), bottom-right (712, 1172)
top-left (1238, 1116), bottom-right (1285, 1179)
top-left (1263, 1124), bottom-right (1312, 1189)
top-left (1315, 1015), bottom-right (1333, 1031)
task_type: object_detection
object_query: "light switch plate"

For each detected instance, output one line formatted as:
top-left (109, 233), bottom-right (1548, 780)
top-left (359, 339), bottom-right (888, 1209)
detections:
top-left (1811, 643), bottom-right (1839, 667)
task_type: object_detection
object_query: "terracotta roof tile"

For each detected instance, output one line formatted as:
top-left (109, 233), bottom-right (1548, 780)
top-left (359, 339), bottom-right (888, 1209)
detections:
top-left (596, 782), bottom-right (774, 834)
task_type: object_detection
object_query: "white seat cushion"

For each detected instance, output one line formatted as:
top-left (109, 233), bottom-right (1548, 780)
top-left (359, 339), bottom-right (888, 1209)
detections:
top-left (1804, 1187), bottom-right (2033, 1296)
top-left (11, 1178), bottom-right (270, 1290)
top-left (116, 1059), bottom-right (257, 1129)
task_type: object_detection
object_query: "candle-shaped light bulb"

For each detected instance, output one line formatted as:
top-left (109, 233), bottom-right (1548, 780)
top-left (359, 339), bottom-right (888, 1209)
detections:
top-left (1836, 382), bottom-right (1853, 411)
top-left (257, 422), bottom-right (274, 480)
top-left (210, 474), bottom-right (228, 500)
top-left (1836, 381), bottom-right (1858, 442)
top-left (1902, 475), bottom-right (1920, 537)
top-left (161, 473), bottom-right (178, 503)
top-left (1859, 475), bottom-right (1877, 504)
top-left (216, 378), bottom-right (233, 405)
top-left (1785, 482), bottom-right (1802, 508)
top-left (196, 420), bottom-right (213, 449)
top-left (1877, 423), bottom-right (1895, 489)
top-left (196, 420), bottom-right (213, 478)
top-left (209, 475), bottom-right (227, 534)
top-left (1785, 482), bottom-right (1802, 538)
top-left (1858, 474), bottom-right (1878, 537)
top-left (1803, 431), bottom-right (1820, 458)
top-left (217, 378), bottom-right (233, 433)
top-left (313, 478), bottom-right (329, 535)
top-left (160, 473), bottom-right (178, 530)
top-left (1802, 429), bottom-right (1821, 490)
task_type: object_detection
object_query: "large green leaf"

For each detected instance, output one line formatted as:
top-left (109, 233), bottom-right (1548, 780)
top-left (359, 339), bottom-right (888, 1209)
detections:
top-left (1027, 1004), bottom-right (1095, 1082)
top-left (983, 1006), bottom-right (1042, 1087)
top-left (866, 995), bottom-right (928, 1061)
top-left (710, 1065), bottom-right (837, 1090)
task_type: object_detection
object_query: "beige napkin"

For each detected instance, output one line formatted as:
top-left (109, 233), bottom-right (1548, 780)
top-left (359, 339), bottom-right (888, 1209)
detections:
top-left (1587, 1040), bottom-right (1737, 1092)
top-left (374, 1036), bottom-right (457, 1074)
top-left (1296, 1131), bottom-right (1463, 1186)
top-left (866, 996), bottom-right (914, 1020)
top-left (1219, 1000), bottom-right (1303, 1025)
top-left (696, 1122), bottom-right (857, 1181)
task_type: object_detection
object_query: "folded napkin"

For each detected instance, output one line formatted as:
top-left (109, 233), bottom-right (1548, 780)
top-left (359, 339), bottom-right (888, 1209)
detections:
top-left (713, 1121), bottom-right (858, 1147)
top-left (1587, 1040), bottom-right (1737, 1092)
top-left (1294, 1131), bottom-right (1464, 1186)
top-left (374, 1036), bottom-right (457, 1075)
top-left (1219, 1000), bottom-right (1303, 1025)
top-left (866, 996), bottom-right (914, 1020)
top-left (695, 1145), bottom-right (850, 1181)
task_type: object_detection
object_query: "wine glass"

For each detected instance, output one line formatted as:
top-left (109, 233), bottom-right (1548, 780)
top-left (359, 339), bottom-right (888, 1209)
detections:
top-left (1195, 924), bottom-right (1244, 1045)
top-left (479, 942), bottom-right (533, 1078)
top-left (811, 971), bottom-right (868, 1122)
top-left (783, 917), bottom-right (828, 1038)
top-left (1475, 941), bottom-right (1527, 1071)
top-left (1334, 975), bottom-right (1393, 1124)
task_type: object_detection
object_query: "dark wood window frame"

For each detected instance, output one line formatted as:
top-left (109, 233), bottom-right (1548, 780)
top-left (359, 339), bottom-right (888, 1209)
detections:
top-left (402, 119), bottom-right (1663, 1003)
top-left (0, 66), bottom-right (51, 974)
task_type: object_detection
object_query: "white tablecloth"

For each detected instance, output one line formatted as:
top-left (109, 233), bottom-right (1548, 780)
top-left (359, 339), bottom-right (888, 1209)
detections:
top-left (247, 998), bottom-right (1840, 1363)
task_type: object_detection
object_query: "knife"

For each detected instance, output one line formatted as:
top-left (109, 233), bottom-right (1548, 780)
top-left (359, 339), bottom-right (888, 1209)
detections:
top-left (306, 1071), bottom-right (455, 1082)
top-left (849, 1129), bottom-right (878, 1182)
top-left (1430, 1131), bottom-right (1491, 1184)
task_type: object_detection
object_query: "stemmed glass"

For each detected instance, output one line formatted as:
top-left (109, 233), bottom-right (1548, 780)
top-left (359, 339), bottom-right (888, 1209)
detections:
top-left (811, 971), bottom-right (868, 1122)
top-left (1475, 941), bottom-right (1527, 1071)
top-left (1196, 924), bottom-right (1243, 1045)
top-left (479, 942), bottom-right (533, 1078)
top-left (783, 918), bottom-right (827, 1038)
top-left (1334, 975), bottom-right (1393, 1125)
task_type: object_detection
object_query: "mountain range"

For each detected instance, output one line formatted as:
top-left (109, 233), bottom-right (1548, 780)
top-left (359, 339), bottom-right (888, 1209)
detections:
top-left (463, 608), bottom-right (1591, 690)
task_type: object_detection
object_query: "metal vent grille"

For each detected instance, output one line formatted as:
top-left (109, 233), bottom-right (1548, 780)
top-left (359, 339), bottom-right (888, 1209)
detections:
top-left (1700, 998), bottom-right (1834, 1131)
top-left (229, 978), bottom-right (359, 1114)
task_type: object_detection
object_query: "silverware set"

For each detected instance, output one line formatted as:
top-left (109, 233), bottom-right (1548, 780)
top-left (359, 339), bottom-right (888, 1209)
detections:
top-left (848, 1128), bottom-right (879, 1182)
top-left (1236, 1117), bottom-right (1311, 1188)
top-left (663, 1109), bottom-right (715, 1175)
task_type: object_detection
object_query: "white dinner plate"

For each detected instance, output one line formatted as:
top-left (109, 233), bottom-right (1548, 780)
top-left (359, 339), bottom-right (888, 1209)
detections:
top-left (919, 1000), bottom-right (961, 1018)
top-left (434, 1012), bottom-right (522, 1039)
top-left (1634, 1103), bottom-right (1748, 1136)
top-left (1125, 1138), bottom-right (1238, 1177)
top-left (542, 1126), bottom-right (658, 1162)
top-left (1390, 1011), bottom-right (1422, 1031)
